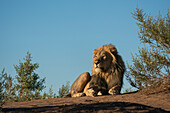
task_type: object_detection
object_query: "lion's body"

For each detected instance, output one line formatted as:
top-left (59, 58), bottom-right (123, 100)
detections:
top-left (68, 44), bottom-right (125, 97)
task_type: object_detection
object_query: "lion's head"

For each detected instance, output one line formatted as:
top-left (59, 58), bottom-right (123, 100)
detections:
top-left (92, 44), bottom-right (118, 74)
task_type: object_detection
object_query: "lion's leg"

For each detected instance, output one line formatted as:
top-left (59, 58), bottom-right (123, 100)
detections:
top-left (70, 72), bottom-right (91, 97)
top-left (83, 82), bottom-right (97, 97)
top-left (108, 85), bottom-right (121, 95)
top-left (84, 74), bottom-right (108, 97)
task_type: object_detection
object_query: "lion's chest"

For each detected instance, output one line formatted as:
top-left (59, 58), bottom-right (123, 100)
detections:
top-left (105, 74), bottom-right (119, 90)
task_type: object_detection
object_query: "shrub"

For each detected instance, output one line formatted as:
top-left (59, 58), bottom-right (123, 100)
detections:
top-left (126, 7), bottom-right (170, 90)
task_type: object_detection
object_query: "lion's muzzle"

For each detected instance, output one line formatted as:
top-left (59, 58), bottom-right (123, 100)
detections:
top-left (94, 62), bottom-right (104, 73)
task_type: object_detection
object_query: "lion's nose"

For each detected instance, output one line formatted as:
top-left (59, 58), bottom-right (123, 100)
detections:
top-left (95, 60), bottom-right (100, 65)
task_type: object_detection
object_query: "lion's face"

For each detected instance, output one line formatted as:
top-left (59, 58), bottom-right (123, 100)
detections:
top-left (93, 50), bottom-right (113, 73)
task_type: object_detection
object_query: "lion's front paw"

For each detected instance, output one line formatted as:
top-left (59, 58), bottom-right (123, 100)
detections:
top-left (85, 88), bottom-right (97, 97)
top-left (97, 91), bottom-right (103, 96)
top-left (108, 86), bottom-right (120, 95)
top-left (108, 89), bottom-right (119, 95)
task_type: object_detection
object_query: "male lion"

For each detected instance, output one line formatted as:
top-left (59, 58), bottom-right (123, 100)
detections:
top-left (67, 44), bottom-right (125, 97)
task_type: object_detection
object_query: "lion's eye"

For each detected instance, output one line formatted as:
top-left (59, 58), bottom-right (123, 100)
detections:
top-left (101, 56), bottom-right (106, 60)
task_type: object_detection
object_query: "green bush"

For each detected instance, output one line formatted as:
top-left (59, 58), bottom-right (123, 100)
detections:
top-left (126, 7), bottom-right (170, 90)
top-left (14, 51), bottom-right (46, 101)
top-left (58, 81), bottom-right (70, 97)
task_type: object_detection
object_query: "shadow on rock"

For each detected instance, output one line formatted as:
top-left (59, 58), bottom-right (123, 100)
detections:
top-left (2, 102), bottom-right (168, 113)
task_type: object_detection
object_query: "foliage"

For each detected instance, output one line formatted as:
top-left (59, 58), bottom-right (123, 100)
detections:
top-left (42, 92), bottom-right (48, 99)
top-left (1, 51), bottom-right (71, 105)
top-left (14, 51), bottom-right (46, 101)
top-left (1, 69), bottom-right (16, 102)
top-left (0, 69), bottom-right (6, 108)
top-left (0, 69), bottom-right (16, 109)
top-left (126, 7), bottom-right (170, 90)
top-left (47, 85), bottom-right (57, 99)
top-left (48, 85), bottom-right (54, 98)
top-left (58, 81), bottom-right (70, 97)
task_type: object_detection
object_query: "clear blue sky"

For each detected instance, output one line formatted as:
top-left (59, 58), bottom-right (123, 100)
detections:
top-left (0, 0), bottom-right (169, 94)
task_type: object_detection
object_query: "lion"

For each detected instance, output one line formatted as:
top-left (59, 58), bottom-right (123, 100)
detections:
top-left (67, 44), bottom-right (125, 97)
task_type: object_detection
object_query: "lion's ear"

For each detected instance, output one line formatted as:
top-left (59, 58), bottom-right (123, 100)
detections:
top-left (110, 46), bottom-right (117, 56)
